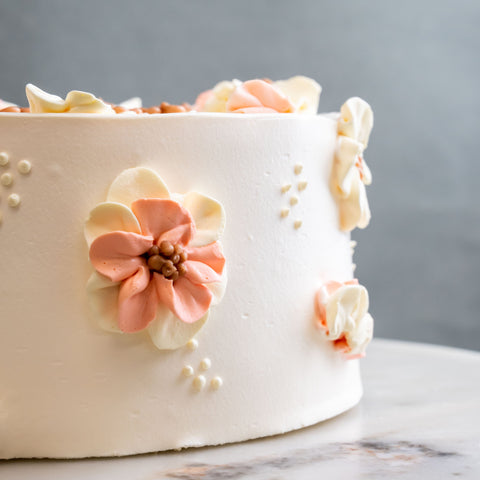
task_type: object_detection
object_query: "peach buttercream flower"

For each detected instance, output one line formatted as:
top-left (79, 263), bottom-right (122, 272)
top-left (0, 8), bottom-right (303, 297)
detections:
top-left (85, 167), bottom-right (227, 350)
top-left (193, 76), bottom-right (321, 114)
top-left (314, 279), bottom-right (373, 359)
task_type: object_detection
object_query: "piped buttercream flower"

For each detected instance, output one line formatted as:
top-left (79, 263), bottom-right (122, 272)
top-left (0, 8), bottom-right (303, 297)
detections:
top-left (194, 76), bottom-right (321, 114)
top-left (84, 167), bottom-right (227, 350)
top-left (314, 279), bottom-right (373, 359)
top-left (331, 97), bottom-right (374, 231)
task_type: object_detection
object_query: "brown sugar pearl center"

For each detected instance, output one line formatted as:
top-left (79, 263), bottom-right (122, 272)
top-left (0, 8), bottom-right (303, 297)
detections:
top-left (145, 241), bottom-right (188, 281)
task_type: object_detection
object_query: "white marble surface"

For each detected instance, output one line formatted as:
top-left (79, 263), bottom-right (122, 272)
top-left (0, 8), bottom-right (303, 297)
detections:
top-left (2, 339), bottom-right (479, 479)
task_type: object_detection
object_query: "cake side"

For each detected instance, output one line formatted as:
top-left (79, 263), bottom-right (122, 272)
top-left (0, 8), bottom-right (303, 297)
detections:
top-left (0, 113), bottom-right (365, 458)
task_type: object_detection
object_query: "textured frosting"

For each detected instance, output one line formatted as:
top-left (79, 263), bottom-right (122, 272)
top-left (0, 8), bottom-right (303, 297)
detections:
top-left (0, 112), bottom-right (364, 459)
top-left (26, 84), bottom-right (114, 114)
top-left (331, 97), bottom-right (374, 231)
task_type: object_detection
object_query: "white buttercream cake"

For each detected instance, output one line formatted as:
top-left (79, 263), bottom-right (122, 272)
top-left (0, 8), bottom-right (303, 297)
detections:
top-left (0, 77), bottom-right (374, 459)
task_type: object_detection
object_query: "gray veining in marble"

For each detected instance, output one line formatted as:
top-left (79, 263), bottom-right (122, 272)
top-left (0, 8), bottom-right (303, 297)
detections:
top-left (2, 339), bottom-right (479, 479)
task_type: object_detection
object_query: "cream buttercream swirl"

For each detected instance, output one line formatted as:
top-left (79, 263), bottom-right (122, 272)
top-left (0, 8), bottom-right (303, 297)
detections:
top-left (26, 84), bottom-right (114, 114)
top-left (315, 279), bottom-right (373, 359)
top-left (331, 97), bottom-right (373, 231)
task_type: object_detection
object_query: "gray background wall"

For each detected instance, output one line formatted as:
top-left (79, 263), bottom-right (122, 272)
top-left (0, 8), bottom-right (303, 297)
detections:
top-left (1, 0), bottom-right (479, 350)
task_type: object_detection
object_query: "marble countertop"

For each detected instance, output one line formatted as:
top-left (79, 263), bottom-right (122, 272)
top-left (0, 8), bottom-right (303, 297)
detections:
top-left (2, 339), bottom-right (480, 479)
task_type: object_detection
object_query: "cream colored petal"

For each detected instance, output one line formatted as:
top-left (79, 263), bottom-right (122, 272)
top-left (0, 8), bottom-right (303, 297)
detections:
top-left (332, 136), bottom-right (363, 198)
top-left (84, 202), bottom-right (141, 247)
top-left (26, 84), bottom-right (66, 113)
top-left (182, 191), bottom-right (226, 247)
top-left (338, 97), bottom-right (373, 148)
top-left (346, 313), bottom-right (374, 356)
top-left (326, 284), bottom-right (369, 340)
top-left (206, 269), bottom-right (228, 305)
top-left (338, 179), bottom-right (371, 232)
top-left (274, 76), bottom-right (321, 114)
top-left (86, 272), bottom-right (121, 333)
top-left (201, 80), bottom-right (239, 112)
top-left (362, 159), bottom-right (372, 186)
top-left (148, 304), bottom-right (209, 350)
top-left (106, 167), bottom-right (170, 207)
top-left (65, 91), bottom-right (114, 114)
top-left (118, 97), bottom-right (142, 109)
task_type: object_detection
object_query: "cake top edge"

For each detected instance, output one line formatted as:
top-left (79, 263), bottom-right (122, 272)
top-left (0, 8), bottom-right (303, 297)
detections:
top-left (0, 76), bottom-right (327, 115)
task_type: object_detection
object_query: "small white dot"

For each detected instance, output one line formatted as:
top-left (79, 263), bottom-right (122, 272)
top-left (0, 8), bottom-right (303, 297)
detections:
top-left (1, 172), bottom-right (13, 187)
top-left (298, 180), bottom-right (308, 191)
top-left (280, 207), bottom-right (289, 218)
top-left (186, 338), bottom-right (198, 351)
top-left (290, 196), bottom-right (299, 206)
top-left (294, 220), bottom-right (302, 230)
top-left (17, 160), bottom-right (32, 175)
top-left (280, 184), bottom-right (291, 194)
top-left (211, 376), bottom-right (223, 390)
top-left (182, 365), bottom-right (194, 377)
top-left (192, 375), bottom-right (206, 392)
top-left (294, 164), bottom-right (303, 175)
top-left (200, 358), bottom-right (211, 371)
top-left (7, 193), bottom-right (20, 208)
top-left (0, 152), bottom-right (9, 167)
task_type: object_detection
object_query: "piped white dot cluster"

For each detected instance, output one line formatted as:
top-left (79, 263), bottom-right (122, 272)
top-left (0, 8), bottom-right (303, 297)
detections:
top-left (181, 339), bottom-right (223, 393)
top-left (0, 151), bottom-right (33, 226)
top-left (279, 163), bottom-right (308, 229)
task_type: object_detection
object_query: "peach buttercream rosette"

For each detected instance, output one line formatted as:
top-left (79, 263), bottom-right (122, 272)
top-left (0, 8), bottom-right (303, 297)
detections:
top-left (315, 280), bottom-right (373, 359)
top-left (84, 167), bottom-right (227, 350)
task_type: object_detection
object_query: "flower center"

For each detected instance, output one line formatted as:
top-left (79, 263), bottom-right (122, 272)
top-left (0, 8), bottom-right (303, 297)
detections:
top-left (145, 240), bottom-right (188, 281)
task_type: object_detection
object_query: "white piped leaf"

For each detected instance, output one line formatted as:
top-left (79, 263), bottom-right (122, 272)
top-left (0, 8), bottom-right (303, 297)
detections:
top-left (84, 202), bottom-right (142, 247)
top-left (106, 167), bottom-right (170, 207)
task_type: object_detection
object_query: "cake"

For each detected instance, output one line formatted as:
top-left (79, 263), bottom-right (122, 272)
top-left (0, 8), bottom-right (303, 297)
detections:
top-left (0, 76), bottom-right (374, 459)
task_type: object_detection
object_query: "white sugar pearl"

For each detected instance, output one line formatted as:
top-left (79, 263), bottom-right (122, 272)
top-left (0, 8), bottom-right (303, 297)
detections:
top-left (17, 160), bottom-right (32, 175)
top-left (192, 375), bottom-right (206, 392)
top-left (200, 358), bottom-right (211, 371)
top-left (1, 173), bottom-right (13, 186)
top-left (186, 338), bottom-right (198, 351)
top-left (210, 376), bottom-right (223, 390)
top-left (182, 365), bottom-right (194, 377)
top-left (7, 193), bottom-right (20, 208)
top-left (0, 152), bottom-right (9, 167)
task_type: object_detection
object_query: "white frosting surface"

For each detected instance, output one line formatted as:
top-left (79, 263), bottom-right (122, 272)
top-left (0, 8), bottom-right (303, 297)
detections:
top-left (0, 113), bottom-right (362, 458)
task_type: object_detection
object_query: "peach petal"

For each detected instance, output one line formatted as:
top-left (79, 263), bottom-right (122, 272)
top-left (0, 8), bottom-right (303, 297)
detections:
top-left (118, 266), bottom-right (158, 332)
top-left (89, 231), bottom-right (153, 282)
top-left (193, 89), bottom-right (212, 111)
top-left (132, 198), bottom-right (195, 245)
top-left (185, 242), bottom-right (225, 275)
top-left (227, 79), bottom-right (294, 114)
top-left (184, 260), bottom-right (222, 285)
top-left (154, 274), bottom-right (213, 324)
